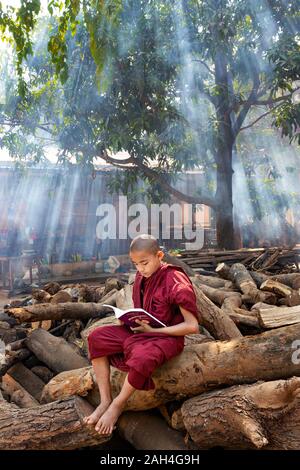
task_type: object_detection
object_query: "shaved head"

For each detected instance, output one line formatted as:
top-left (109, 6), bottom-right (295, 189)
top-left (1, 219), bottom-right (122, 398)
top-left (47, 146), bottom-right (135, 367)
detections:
top-left (130, 234), bottom-right (160, 255)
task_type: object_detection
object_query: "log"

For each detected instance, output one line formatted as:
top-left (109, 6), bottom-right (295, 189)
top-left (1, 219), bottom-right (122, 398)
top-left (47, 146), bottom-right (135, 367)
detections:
top-left (251, 302), bottom-right (277, 312)
top-left (173, 377), bottom-right (300, 450)
top-left (43, 282), bottom-right (61, 295)
top-left (284, 291), bottom-right (300, 307)
top-left (0, 325), bottom-right (17, 344)
top-left (6, 302), bottom-right (110, 323)
top-left (97, 288), bottom-right (118, 305)
top-left (249, 271), bottom-right (269, 287)
top-left (31, 366), bottom-right (54, 383)
top-left (193, 281), bottom-right (239, 306)
top-left (45, 324), bottom-right (300, 411)
top-left (102, 278), bottom-right (125, 296)
top-left (25, 329), bottom-right (89, 374)
top-left (1, 374), bottom-right (39, 408)
top-left (162, 252), bottom-right (196, 277)
top-left (118, 411), bottom-right (192, 450)
top-left (7, 363), bottom-right (45, 401)
top-left (0, 396), bottom-right (110, 450)
top-left (184, 333), bottom-right (214, 345)
top-left (195, 274), bottom-right (233, 289)
top-left (41, 367), bottom-right (94, 403)
top-left (221, 296), bottom-right (260, 328)
top-left (5, 338), bottom-right (26, 352)
top-left (50, 290), bottom-right (72, 304)
top-left (260, 279), bottom-right (293, 297)
top-left (227, 312), bottom-right (260, 328)
top-left (270, 273), bottom-right (300, 289)
top-left (215, 262), bottom-right (231, 279)
top-left (31, 289), bottom-right (52, 303)
top-left (0, 349), bottom-right (31, 377)
top-left (229, 263), bottom-right (276, 304)
top-left (191, 280), bottom-right (242, 340)
top-left (257, 305), bottom-right (300, 329)
top-left (221, 294), bottom-right (242, 311)
top-left (116, 284), bottom-right (134, 310)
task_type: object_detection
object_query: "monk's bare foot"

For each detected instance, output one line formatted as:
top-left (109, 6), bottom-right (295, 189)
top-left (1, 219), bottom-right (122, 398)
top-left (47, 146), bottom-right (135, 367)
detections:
top-left (95, 399), bottom-right (124, 435)
top-left (83, 400), bottom-right (112, 426)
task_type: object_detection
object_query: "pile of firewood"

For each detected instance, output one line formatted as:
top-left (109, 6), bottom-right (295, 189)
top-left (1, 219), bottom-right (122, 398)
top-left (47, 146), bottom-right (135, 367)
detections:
top-left (178, 246), bottom-right (300, 274)
top-left (1, 250), bottom-right (300, 450)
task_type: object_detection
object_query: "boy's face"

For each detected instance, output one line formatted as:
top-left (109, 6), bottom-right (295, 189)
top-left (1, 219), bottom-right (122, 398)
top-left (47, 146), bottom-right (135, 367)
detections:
top-left (130, 249), bottom-right (164, 278)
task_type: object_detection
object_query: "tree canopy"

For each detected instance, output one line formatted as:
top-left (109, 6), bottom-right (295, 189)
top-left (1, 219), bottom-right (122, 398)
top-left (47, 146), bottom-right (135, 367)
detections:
top-left (0, 0), bottom-right (299, 248)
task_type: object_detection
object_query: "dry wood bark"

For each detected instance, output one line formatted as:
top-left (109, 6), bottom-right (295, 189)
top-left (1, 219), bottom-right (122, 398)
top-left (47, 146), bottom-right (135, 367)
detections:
top-left (41, 367), bottom-right (94, 403)
top-left (257, 304), bottom-right (300, 329)
top-left (118, 411), bottom-right (193, 450)
top-left (31, 366), bottom-right (54, 384)
top-left (260, 279), bottom-right (293, 297)
top-left (172, 377), bottom-right (300, 450)
top-left (191, 280), bottom-right (242, 339)
top-left (0, 396), bottom-right (110, 450)
top-left (0, 349), bottom-right (30, 377)
top-left (270, 273), bottom-right (300, 289)
top-left (50, 291), bottom-right (73, 304)
top-left (31, 289), bottom-right (52, 303)
top-left (215, 262), bottom-right (231, 279)
top-left (1, 374), bottom-right (39, 408)
top-left (162, 252), bottom-right (196, 277)
top-left (25, 328), bottom-right (89, 373)
top-left (195, 274), bottom-right (233, 289)
top-left (193, 282), bottom-right (240, 306)
top-left (7, 362), bottom-right (45, 401)
top-left (229, 263), bottom-right (276, 304)
top-left (6, 302), bottom-right (111, 323)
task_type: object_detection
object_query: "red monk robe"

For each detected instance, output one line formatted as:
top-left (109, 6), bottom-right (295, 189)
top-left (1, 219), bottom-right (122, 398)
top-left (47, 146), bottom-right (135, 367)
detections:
top-left (88, 263), bottom-right (199, 391)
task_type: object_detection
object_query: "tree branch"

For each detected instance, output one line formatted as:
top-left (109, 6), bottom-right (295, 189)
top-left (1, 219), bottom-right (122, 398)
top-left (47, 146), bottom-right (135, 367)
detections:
top-left (239, 88), bottom-right (299, 106)
top-left (192, 59), bottom-right (214, 76)
top-left (232, 72), bottom-right (260, 138)
top-left (101, 151), bottom-right (217, 209)
top-left (239, 101), bottom-right (284, 132)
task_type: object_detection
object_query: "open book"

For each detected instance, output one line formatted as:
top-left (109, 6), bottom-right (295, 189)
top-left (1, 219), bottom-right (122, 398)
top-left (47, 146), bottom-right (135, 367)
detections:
top-left (102, 304), bottom-right (166, 329)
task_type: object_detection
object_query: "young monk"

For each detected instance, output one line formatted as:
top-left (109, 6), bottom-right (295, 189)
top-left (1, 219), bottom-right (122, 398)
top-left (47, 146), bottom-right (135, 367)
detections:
top-left (84, 234), bottom-right (200, 435)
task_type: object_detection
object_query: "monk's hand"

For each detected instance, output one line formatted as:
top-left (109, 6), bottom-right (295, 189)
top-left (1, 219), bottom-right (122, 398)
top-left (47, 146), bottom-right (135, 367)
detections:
top-left (130, 319), bottom-right (153, 333)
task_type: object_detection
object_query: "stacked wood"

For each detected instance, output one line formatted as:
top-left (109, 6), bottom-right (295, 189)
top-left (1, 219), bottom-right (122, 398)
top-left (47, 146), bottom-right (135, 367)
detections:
top-left (42, 323), bottom-right (300, 410)
top-left (178, 246), bottom-right (300, 274)
top-left (1, 247), bottom-right (300, 451)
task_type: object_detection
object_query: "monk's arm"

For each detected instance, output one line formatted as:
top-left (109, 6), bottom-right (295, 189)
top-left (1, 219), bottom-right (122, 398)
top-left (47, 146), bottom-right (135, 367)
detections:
top-left (132, 307), bottom-right (199, 335)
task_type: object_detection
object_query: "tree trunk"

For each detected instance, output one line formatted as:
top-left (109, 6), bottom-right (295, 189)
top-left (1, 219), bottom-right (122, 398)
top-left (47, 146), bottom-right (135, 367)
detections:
top-left (0, 396), bottom-right (110, 450)
top-left (214, 50), bottom-right (235, 249)
top-left (173, 377), bottom-right (300, 450)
